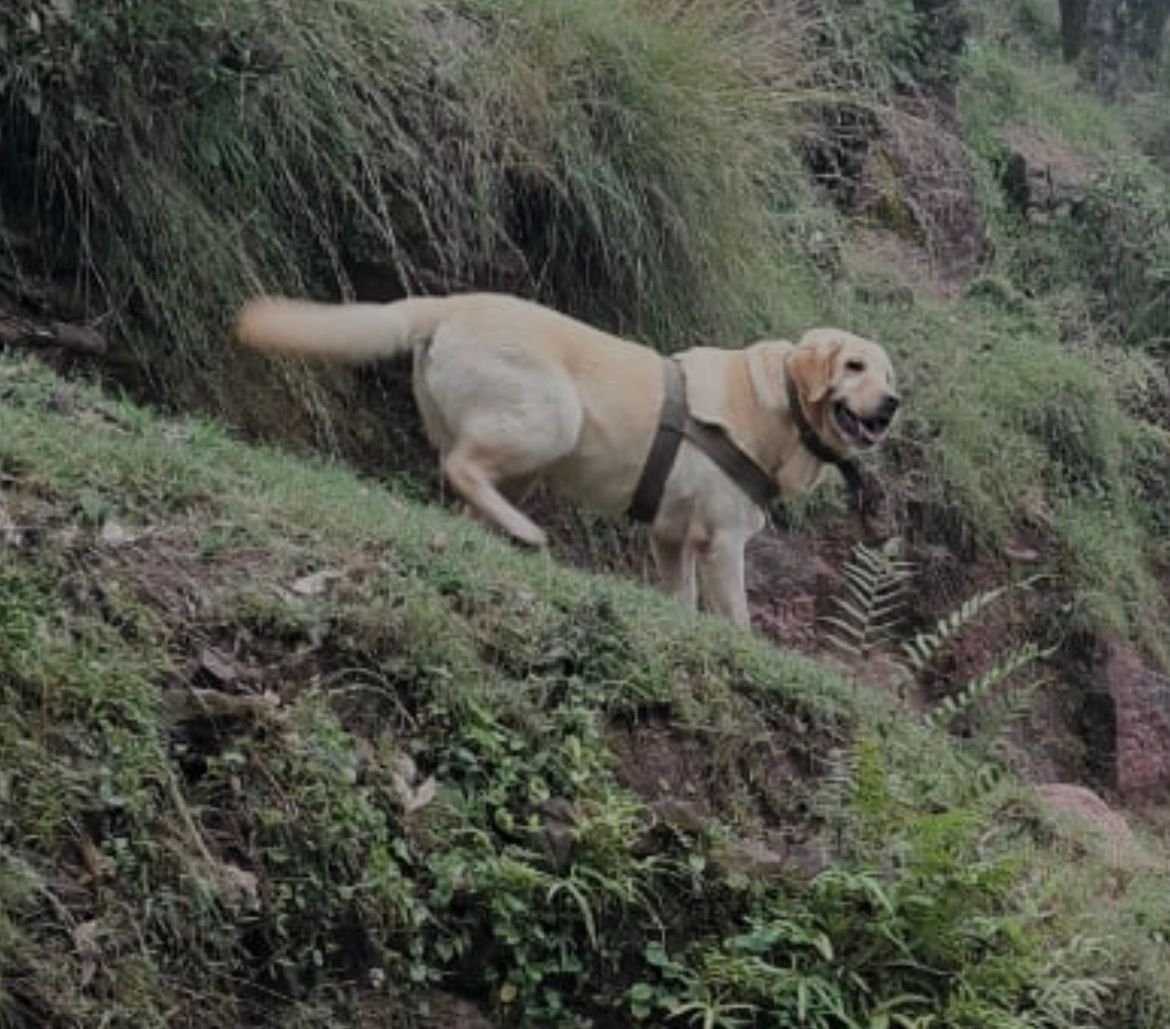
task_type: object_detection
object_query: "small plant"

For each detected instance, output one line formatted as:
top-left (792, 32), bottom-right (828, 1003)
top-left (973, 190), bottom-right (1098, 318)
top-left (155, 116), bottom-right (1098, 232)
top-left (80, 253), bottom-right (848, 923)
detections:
top-left (825, 544), bottom-right (1050, 739)
top-left (823, 539), bottom-right (913, 659)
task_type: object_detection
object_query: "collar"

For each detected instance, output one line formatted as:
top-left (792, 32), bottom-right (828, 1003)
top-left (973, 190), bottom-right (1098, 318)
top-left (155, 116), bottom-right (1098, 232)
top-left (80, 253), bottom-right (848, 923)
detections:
top-left (784, 371), bottom-right (865, 507)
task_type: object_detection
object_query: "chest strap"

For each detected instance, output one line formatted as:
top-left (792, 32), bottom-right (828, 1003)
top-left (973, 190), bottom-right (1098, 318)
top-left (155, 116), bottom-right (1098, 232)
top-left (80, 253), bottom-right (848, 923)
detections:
top-left (628, 358), bottom-right (777, 524)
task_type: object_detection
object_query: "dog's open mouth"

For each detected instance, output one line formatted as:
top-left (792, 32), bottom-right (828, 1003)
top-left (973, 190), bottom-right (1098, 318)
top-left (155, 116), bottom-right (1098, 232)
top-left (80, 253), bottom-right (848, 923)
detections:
top-left (834, 400), bottom-right (892, 449)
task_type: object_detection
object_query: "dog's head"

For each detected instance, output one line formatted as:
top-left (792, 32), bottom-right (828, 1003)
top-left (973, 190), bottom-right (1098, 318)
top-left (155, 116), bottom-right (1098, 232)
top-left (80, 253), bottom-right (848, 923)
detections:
top-left (786, 329), bottom-right (899, 452)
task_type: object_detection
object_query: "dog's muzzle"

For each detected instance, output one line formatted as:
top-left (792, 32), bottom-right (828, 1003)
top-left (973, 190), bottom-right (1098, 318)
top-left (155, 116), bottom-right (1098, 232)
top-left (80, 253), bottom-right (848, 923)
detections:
top-left (834, 394), bottom-right (899, 448)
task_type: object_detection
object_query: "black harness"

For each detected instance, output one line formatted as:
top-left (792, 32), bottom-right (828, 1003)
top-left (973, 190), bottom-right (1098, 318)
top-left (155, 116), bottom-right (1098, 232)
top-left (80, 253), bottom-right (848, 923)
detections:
top-left (627, 357), bottom-right (864, 524)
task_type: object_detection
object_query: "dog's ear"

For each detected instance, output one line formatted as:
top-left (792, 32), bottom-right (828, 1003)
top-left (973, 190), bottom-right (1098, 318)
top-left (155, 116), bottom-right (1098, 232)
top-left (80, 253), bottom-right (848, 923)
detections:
top-left (787, 337), bottom-right (842, 405)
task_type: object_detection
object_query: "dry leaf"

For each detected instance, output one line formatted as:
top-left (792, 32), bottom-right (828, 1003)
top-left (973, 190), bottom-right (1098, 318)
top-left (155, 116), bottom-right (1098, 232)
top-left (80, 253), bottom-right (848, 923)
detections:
top-left (214, 862), bottom-right (260, 909)
top-left (389, 752), bottom-right (418, 785)
top-left (0, 503), bottom-right (22, 547)
top-left (98, 519), bottom-right (139, 546)
top-left (197, 646), bottom-right (239, 684)
top-left (405, 775), bottom-right (437, 814)
top-left (72, 919), bottom-right (100, 986)
top-left (78, 834), bottom-right (115, 883)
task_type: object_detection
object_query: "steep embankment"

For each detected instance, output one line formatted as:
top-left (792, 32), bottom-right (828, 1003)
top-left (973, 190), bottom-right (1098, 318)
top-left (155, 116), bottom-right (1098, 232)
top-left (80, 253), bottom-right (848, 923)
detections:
top-left (3, 0), bottom-right (1170, 1024)
top-left (1, 355), bottom-right (1168, 1027)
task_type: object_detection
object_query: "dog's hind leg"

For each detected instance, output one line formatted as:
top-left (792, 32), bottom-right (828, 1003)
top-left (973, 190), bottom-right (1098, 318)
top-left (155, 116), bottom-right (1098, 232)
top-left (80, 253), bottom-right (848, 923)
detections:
top-left (443, 443), bottom-right (549, 548)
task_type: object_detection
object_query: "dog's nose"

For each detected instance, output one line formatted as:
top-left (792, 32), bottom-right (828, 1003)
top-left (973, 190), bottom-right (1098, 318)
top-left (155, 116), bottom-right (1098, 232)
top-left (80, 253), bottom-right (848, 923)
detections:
top-left (880, 394), bottom-right (901, 418)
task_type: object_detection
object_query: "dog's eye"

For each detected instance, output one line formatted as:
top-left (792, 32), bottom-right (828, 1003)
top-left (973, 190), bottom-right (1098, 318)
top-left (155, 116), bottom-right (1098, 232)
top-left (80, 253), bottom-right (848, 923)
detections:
top-left (845, 359), bottom-right (866, 373)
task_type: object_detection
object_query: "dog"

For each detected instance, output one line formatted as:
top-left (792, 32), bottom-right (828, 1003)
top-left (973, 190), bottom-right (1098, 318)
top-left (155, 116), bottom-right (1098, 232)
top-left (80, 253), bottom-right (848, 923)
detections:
top-left (235, 292), bottom-right (899, 627)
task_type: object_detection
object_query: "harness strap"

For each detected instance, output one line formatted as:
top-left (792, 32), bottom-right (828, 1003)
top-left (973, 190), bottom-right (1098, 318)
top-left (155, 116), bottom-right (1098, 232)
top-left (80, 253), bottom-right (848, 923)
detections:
top-left (628, 356), bottom-right (871, 525)
top-left (628, 359), bottom-right (778, 523)
top-left (684, 416), bottom-right (777, 513)
top-left (627, 359), bottom-right (688, 523)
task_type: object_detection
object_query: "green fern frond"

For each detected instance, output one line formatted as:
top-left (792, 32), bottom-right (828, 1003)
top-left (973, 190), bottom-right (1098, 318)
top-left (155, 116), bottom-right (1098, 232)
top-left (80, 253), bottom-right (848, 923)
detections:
top-left (922, 643), bottom-right (1049, 731)
top-left (901, 576), bottom-right (1044, 676)
top-left (975, 677), bottom-right (1047, 742)
top-left (824, 541), bottom-right (913, 658)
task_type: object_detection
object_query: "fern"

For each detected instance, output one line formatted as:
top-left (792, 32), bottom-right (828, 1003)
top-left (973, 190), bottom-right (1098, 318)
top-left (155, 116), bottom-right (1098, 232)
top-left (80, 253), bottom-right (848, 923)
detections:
top-left (824, 547), bottom-right (1052, 746)
top-left (823, 541), bottom-right (913, 658)
top-left (901, 585), bottom-right (1007, 674)
top-left (922, 642), bottom-right (1049, 732)
top-left (901, 574), bottom-right (1043, 675)
top-left (975, 675), bottom-right (1047, 743)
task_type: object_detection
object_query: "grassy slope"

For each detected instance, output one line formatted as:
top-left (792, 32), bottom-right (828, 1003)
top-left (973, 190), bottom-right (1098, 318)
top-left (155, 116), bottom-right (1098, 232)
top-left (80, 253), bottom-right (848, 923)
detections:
top-left (1, 0), bottom-right (1166, 653)
top-left (802, 2), bottom-right (1170, 657)
top-left (2, 0), bottom-right (1170, 1024)
top-left (1, 356), bottom-right (1168, 1027)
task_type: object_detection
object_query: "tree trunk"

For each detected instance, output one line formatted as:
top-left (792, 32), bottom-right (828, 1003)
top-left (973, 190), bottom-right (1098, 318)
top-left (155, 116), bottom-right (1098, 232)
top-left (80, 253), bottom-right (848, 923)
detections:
top-left (1060, 0), bottom-right (1092, 60)
top-left (1088, 0), bottom-right (1128, 98)
top-left (1133, 0), bottom-right (1170, 61)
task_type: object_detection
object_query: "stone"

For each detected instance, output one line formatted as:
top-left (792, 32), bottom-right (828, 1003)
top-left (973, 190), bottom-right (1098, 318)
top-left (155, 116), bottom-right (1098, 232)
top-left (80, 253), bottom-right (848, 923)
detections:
top-left (1000, 124), bottom-right (1100, 223)
top-left (1100, 639), bottom-right (1170, 801)
top-left (420, 992), bottom-right (493, 1029)
top-left (1035, 782), bottom-right (1148, 869)
top-left (713, 836), bottom-right (788, 880)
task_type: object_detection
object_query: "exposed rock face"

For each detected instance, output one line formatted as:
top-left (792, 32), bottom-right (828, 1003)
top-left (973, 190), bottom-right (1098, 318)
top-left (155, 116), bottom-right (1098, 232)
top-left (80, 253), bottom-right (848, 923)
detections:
top-left (853, 91), bottom-right (985, 283)
top-left (1099, 639), bottom-right (1170, 800)
top-left (745, 530), bottom-right (839, 653)
top-left (1000, 125), bottom-right (1100, 224)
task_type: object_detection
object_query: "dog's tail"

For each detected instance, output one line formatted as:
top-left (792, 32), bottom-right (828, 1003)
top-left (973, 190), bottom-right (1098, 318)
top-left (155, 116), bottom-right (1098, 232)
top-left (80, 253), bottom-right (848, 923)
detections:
top-left (234, 295), bottom-right (448, 364)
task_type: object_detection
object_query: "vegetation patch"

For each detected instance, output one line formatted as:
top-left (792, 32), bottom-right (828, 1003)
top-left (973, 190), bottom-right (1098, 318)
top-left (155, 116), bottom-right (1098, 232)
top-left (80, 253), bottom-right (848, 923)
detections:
top-left (1, 356), bottom-right (1169, 1027)
top-left (4, 0), bottom-right (1170, 1025)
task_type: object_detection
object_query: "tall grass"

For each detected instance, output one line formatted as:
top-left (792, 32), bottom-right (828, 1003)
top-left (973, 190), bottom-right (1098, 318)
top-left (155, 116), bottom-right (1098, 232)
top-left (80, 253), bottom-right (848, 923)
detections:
top-left (0, 0), bottom-right (817, 425)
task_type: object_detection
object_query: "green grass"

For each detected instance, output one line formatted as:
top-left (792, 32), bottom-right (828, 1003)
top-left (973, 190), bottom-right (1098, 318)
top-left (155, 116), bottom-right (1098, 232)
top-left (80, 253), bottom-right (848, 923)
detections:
top-left (5, 0), bottom-right (1164, 650)
top-left (0, 0), bottom-right (817, 425)
top-left (3, 3), bottom-right (1170, 1019)
top-left (1, 354), bottom-right (1167, 1026)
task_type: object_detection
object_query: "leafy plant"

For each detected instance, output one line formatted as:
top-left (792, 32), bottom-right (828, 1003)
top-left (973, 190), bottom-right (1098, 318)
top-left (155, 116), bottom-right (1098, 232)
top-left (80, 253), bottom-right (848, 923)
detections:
top-left (826, 545), bottom-right (1050, 738)
top-left (823, 540), bottom-right (913, 659)
top-left (921, 640), bottom-right (1048, 733)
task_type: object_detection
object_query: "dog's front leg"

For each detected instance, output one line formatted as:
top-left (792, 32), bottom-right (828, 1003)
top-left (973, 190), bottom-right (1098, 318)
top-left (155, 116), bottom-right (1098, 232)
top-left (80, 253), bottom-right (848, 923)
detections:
top-left (650, 535), bottom-right (697, 612)
top-left (696, 536), bottom-right (750, 628)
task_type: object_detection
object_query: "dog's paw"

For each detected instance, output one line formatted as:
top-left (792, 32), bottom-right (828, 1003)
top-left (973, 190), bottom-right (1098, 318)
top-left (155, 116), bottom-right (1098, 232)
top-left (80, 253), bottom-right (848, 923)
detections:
top-left (509, 524), bottom-right (548, 549)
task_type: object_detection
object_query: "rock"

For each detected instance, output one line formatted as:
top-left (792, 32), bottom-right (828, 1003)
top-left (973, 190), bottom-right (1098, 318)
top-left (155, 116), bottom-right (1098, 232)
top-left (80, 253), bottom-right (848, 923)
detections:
top-left (1000, 125), bottom-right (1100, 223)
top-left (649, 798), bottom-right (708, 835)
top-left (420, 992), bottom-right (493, 1029)
top-left (531, 797), bottom-right (580, 869)
top-left (1035, 782), bottom-right (1147, 869)
top-left (852, 91), bottom-right (985, 282)
top-left (1099, 639), bottom-right (1170, 801)
top-left (289, 568), bottom-right (340, 597)
top-left (713, 836), bottom-right (788, 880)
top-left (784, 839), bottom-right (832, 880)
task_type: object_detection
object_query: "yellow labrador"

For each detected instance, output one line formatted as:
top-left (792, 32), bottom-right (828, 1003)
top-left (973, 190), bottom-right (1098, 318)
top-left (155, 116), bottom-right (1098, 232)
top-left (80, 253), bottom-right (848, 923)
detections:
top-left (236, 292), bottom-right (898, 627)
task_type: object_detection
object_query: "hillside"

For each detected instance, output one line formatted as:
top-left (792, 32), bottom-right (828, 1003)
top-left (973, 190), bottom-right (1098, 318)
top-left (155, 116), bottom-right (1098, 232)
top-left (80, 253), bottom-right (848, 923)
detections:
top-left (1, 353), bottom-right (1167, 1027)
top-left (2, 0), bottom-right (1170, 1025)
